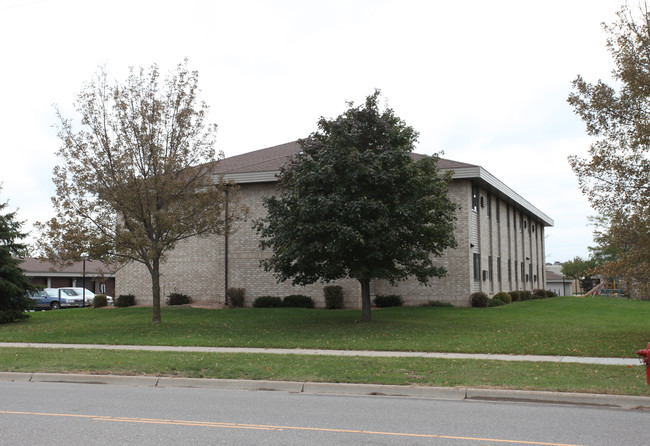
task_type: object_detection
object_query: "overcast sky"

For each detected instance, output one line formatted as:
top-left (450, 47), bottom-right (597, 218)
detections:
top-left (0, 0), bottom-right (626, 263)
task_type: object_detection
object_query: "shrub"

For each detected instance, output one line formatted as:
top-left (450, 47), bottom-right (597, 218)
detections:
top-left (93, 294), bottom-right (108, 308)
top-left (167, 292), bottom-right (192, 306)
top-left (373, 294), bottom-right (403, 308)
top-left (546, 290), bottom-right (558, 297)
top-left (226, 288), bottom-right (246, 308)
top-left (521, 290), bottom-right (532, 301)
top-left (282, 294), bottom-right (314, 308)
top-left (492, 292), bottom-right (512, 304)
top-left (324, 285), bottom-right (344, 309)
top-left (422, 300), bottom-right (454, 307)
top-left (533, 289), bottom-right (547, 299)
top-left (253, 296), bottom-right (283, 308)
top-left (488, 298), bottom-right (506, 307)
top-left (509, 291), bottom-right (522, 302)
top-left (470, 292), bottom-right (489, 308)
top-left (116, 294), bottom-right (136, 307)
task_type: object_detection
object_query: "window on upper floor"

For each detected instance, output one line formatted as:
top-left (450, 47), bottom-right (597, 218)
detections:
top-left (472, 184), bottom-right (479, 212)
top-left (487, 193), bottom-right (492, 219)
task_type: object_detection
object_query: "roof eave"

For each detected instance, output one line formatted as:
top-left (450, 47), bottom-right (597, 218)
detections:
top-left (441, 166), bottom-right (554, 227)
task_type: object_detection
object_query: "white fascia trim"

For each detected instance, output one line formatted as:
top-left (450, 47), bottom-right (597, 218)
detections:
top-left (443, 166), bottom-right (554, 227)
top-left (25, 272), bottom-right (115, 278)
top-left (219, 171), bottom-right (280, 184)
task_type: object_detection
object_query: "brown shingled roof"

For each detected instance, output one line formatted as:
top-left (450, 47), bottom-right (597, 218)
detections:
top-left (19, 257), bottom-right (115, 275)
top-left (212, 141), bottom-right (477, 175)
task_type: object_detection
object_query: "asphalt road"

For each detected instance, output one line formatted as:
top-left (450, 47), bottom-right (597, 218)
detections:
top-left (1, 381), bottom-right (647, 445)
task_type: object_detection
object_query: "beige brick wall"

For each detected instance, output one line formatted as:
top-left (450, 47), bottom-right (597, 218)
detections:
top-left (116, 177), bottom-right (548, 308)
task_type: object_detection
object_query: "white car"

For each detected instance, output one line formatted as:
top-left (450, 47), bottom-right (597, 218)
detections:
top-left (58, 288), bottom-right (114, 306)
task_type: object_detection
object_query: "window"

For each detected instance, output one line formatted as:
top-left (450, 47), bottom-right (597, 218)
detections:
top-left (497, 257), bottom-right (502, 281)
top-left (473, 253), bottom-right (481, 281)
top-left (472, 184), bottom-right (479, 212)
top-left (495, 198), bottom-right (500, 222)
top-left (507, 259), bottom-right (511, 281)
top-left (521, 262), bottom-right (525, 280)
top-left (519, 213), bottom-right (523, 233)
top-left (488, 256), bottom-right (493, 281)
top-left (487, 194), bottom-right (492, 218)
top-left (529, 264), bottom-right (533, 283)
top-left (506, 205), bottom-right (510, 227)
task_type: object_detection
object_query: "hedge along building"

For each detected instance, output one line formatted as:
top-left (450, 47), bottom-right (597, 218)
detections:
top-left (116, 141), bottom-right (553, 307)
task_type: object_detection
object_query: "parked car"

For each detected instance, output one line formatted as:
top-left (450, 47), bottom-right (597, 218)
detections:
top-left (57, 287), bottom-right (114, 306)
top-left (41, 288), bottom-right (84, 309)
top-left (27, 289), bottom-right (60, 310)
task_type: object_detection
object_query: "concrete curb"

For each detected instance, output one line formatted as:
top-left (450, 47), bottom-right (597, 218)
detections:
top-left (156, 377), bottom-right (304, 392)
top-left (30, 373), bottom-right (159, 387)
top-left (303, 382), bottom-right (467, 400)
top-left (466, 388), bottom-right (650, 410)
top-left (2, 372), bottom-right (648, 409)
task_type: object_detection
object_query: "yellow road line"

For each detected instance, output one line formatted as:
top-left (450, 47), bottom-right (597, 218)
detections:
top-left (0, 410), bottom-right (585, 445)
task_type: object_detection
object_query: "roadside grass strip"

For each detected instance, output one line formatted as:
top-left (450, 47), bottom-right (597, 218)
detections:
top-left (1, 348), bottom-right (648, 396)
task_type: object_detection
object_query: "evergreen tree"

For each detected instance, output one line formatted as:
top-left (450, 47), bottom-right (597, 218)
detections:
top-left (0, 192), bottom-right (34, 323)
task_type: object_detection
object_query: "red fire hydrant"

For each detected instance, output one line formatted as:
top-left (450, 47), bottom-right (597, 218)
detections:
top-left (636, 342), bottom-right (650, 385)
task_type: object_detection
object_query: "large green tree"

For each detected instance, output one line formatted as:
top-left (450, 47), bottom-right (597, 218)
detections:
top-left (255, 91), bottom-right (457, 321)
top-left (561, 256), bottom-right (597, 293)
top-left (567, 3), bottom-right (650, 297)
top-left (0, 191), bottom-right (34, 323)
top-left (37, 62), bottom-right (238, 323)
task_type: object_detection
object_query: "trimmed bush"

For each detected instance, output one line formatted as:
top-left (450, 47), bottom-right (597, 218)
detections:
top-left (282, 294), bottom-right (314, 308)
top-left (533, 289), bottom-right (547, 299)
top-left (253, 296), bottom-right (283, 308)
top-left (93, 294), bottom-right (108, 308)
top-left (373, 294), bottom-right (403, 308)
top-left (167, 292), bottom-right (192, 306)
top-left (492, 291), bottom-right (512, 304)
top-left (470, 292), bottom-right (489, 308)
top-left (521, 290), bottom-right (532, 301)
top-left (421, 300), bottom-right (454, 307)
top-left (324, 285), bottom-right (344, 309)
top-left (509, 291), bottom-right (522, 302)
top-left (488, 298), bottom-right (506, 307)
top-left (226, 288), bottom-right (246, 308)
top-left (546, 290), bottom-right (558, 297)
top-left (116, 294), bottom-right (136, 307)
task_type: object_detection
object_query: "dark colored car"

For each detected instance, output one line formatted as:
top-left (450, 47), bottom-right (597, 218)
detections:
top-left (28, 289), bottom-right (63, 310)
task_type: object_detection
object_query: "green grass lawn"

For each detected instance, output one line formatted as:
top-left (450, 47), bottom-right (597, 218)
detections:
top-left (1, 297), bottom-right (648, 357)
top-left (1, 348), bottom-right (648, 396)
top-left (2, 297), bottom-right (649, 396)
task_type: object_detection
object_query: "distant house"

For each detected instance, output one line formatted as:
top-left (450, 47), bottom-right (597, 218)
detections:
top-left (116, 141), bottom-right (554, 307)
top-left (20, 257), bottom-right (116, 296)
top-left (545, 270), bottom-right (572, 296)
top-left (545, 261), bottom-right (580, 295)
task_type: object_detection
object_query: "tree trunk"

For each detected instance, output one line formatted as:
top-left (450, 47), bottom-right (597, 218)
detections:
top-left (151, 257), bottom-right (162, 324)
top-left (359, 277), bottom-right (372, 322)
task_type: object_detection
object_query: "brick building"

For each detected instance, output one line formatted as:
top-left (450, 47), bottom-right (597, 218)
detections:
top-left (21, 257), bottom-right (116, 297)
top-left (116, 141), bottom-right (553, 307)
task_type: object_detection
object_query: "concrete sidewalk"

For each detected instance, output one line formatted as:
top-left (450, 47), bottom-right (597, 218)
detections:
top-left (0, 342), bottom-right (641, 366)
